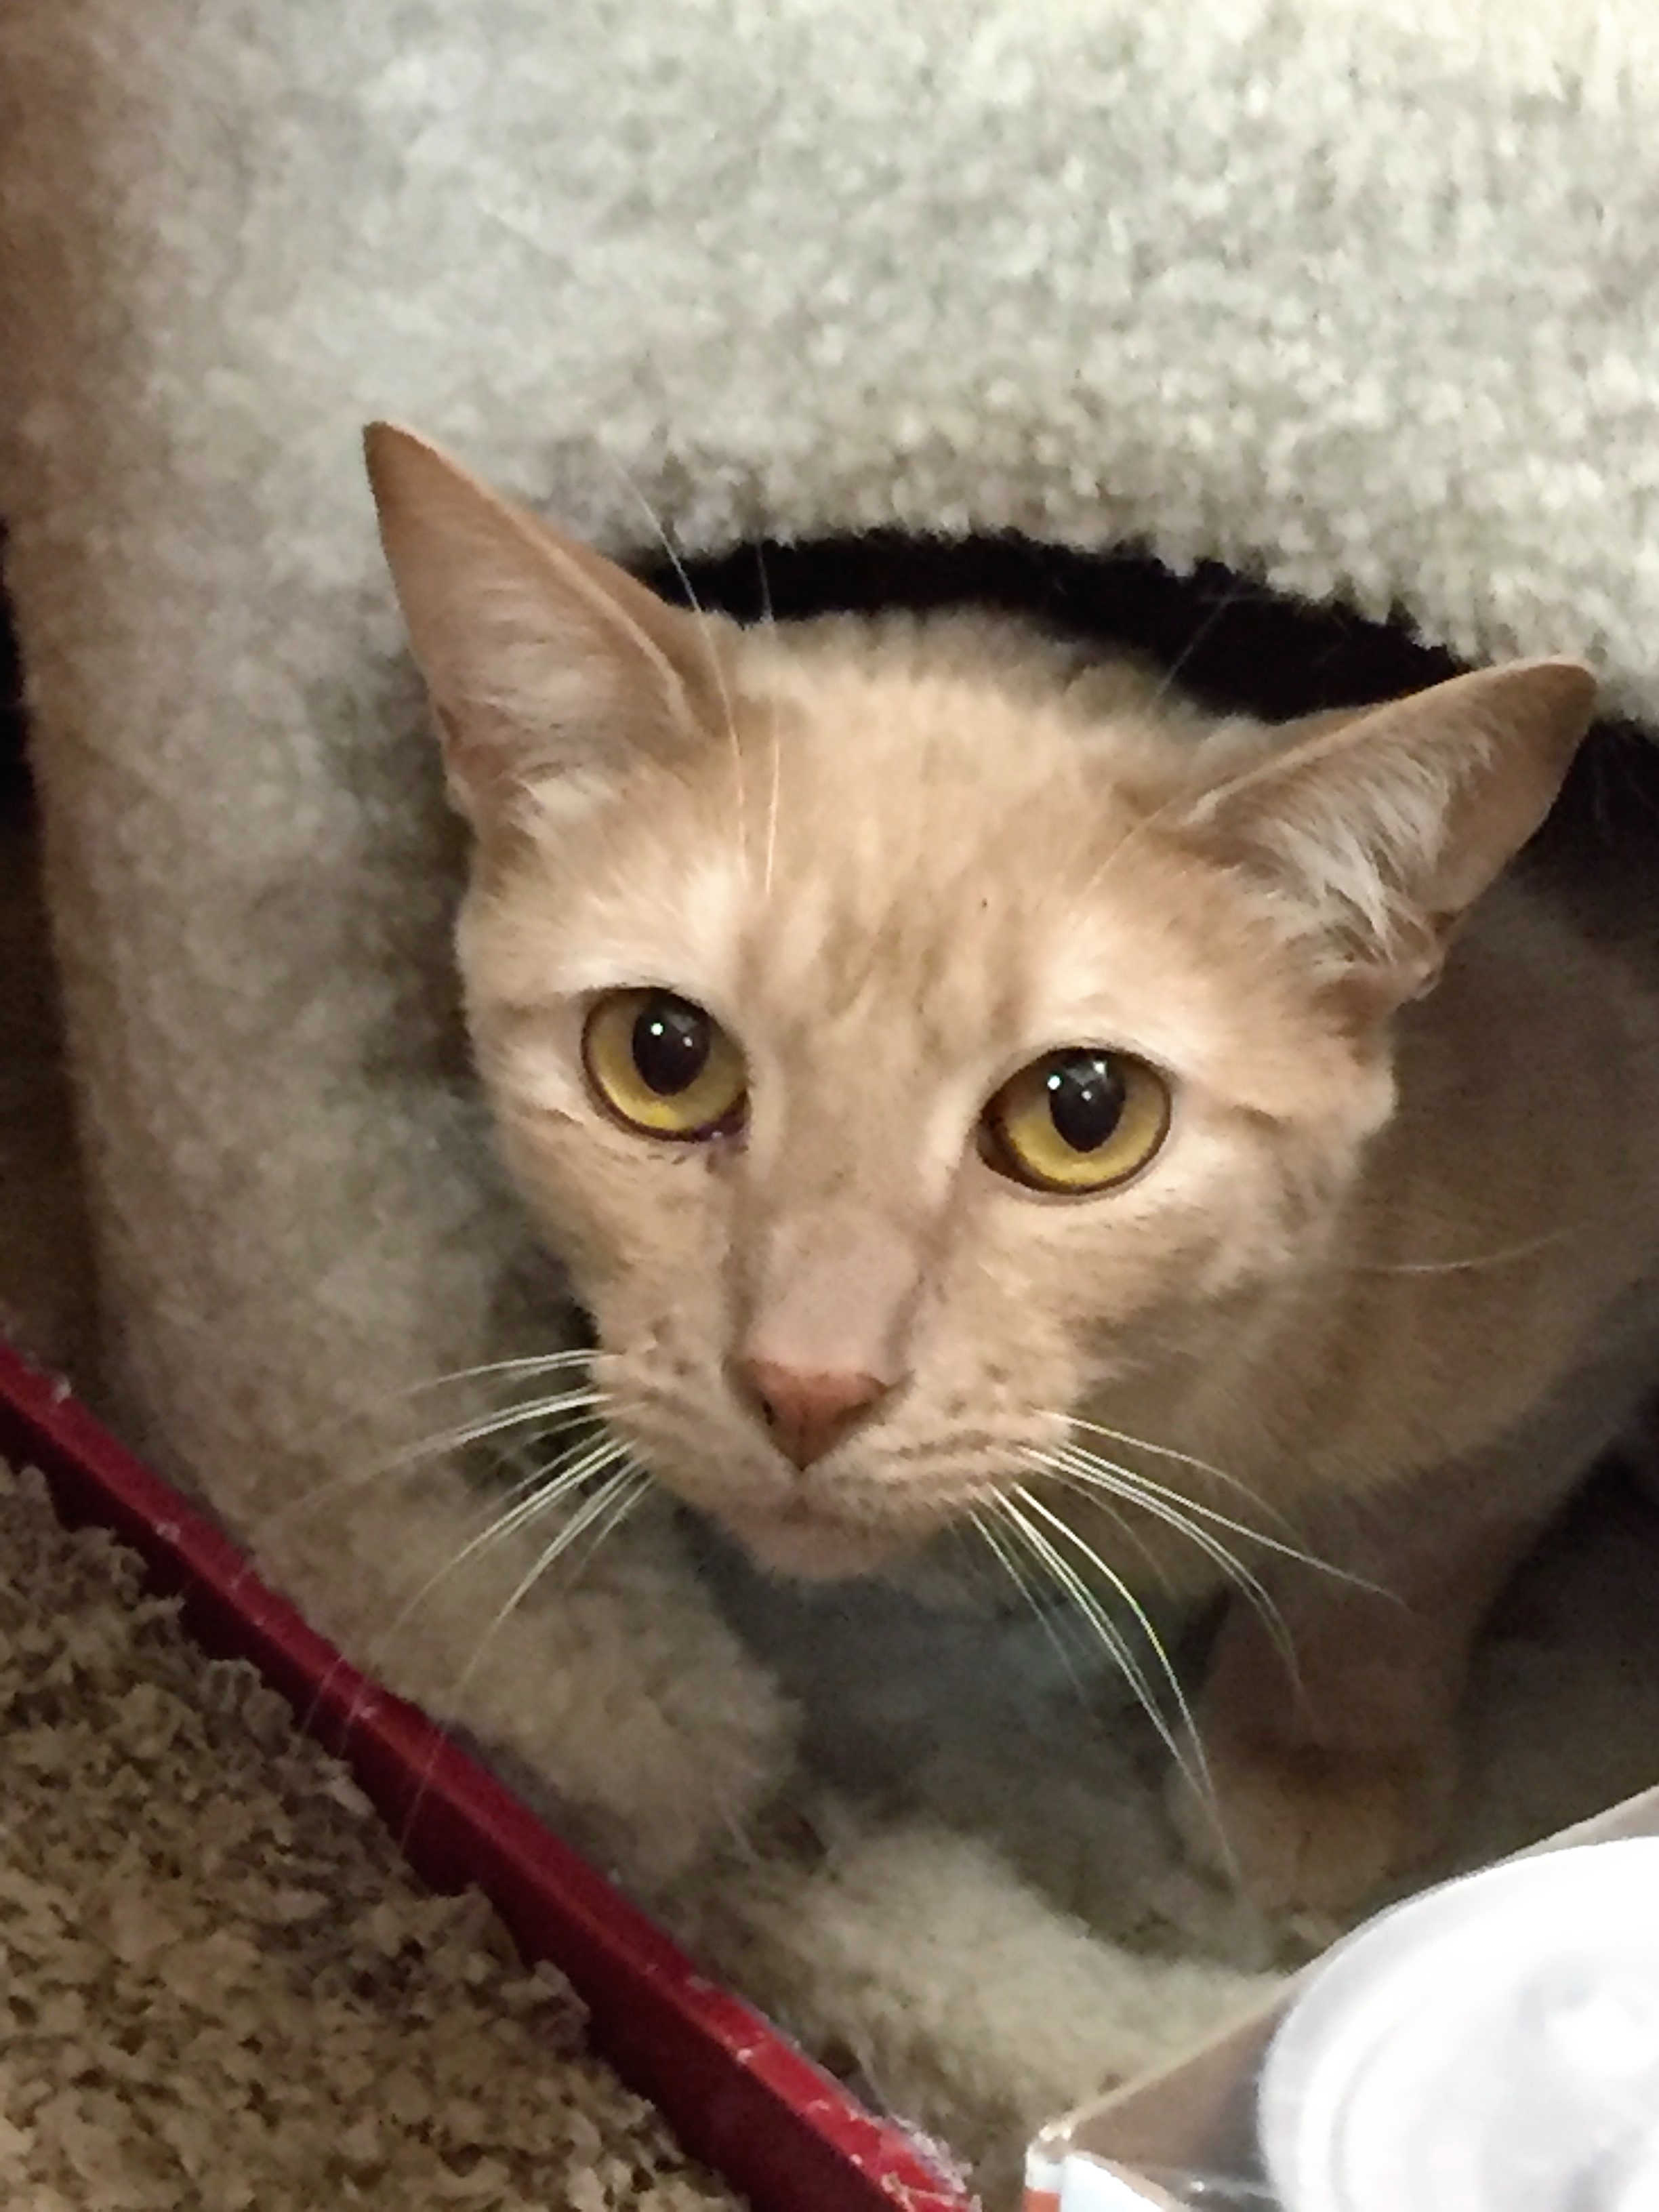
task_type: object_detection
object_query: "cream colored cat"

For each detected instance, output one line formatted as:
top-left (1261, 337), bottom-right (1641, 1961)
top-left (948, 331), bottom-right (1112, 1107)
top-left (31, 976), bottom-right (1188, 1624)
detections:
top-left (365, 420), bottom-right (1659, 1918)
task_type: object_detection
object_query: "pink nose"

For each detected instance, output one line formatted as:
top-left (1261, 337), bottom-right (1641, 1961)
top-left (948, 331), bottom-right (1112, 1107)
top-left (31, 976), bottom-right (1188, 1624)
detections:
top-left (739, 1357), bottom-right (893, 1469)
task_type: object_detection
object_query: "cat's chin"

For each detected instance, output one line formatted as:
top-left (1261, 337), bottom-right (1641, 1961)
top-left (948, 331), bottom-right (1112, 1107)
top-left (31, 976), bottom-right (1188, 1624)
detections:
top-left (717, 1503), bottom-right (906, 1584)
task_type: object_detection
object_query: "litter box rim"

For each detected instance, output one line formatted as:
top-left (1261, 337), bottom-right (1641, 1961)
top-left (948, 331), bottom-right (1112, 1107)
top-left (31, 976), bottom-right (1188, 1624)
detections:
top-left (0, 1334), bottom-right (975, 2212)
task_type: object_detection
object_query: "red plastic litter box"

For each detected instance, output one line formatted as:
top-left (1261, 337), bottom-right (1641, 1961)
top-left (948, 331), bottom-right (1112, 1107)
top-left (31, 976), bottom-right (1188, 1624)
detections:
top-left (0, 1335), bottom-right (975, 2212)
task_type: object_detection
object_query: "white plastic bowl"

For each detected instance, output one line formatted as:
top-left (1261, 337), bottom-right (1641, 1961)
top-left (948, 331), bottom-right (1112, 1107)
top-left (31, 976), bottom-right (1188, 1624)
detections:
top-left (1258, 1840), bottom-right (1659, 2212)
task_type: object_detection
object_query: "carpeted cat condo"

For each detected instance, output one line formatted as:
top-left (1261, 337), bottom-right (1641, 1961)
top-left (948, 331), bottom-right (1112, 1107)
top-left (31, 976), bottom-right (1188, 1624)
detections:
top-left (3, 0), bottom-right (1658, 2173)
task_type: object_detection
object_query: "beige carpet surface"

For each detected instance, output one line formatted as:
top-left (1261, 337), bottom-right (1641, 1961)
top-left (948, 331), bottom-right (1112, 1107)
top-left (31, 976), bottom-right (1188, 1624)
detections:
top-left (0, 1457), bottom-right (739, 2212)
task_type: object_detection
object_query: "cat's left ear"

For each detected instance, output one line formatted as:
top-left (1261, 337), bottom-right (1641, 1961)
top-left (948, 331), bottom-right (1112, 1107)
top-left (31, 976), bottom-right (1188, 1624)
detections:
top-left (1183, 659), bottom-right (1596, 1008)
top-left (364, 424), bottom-right (724, 830)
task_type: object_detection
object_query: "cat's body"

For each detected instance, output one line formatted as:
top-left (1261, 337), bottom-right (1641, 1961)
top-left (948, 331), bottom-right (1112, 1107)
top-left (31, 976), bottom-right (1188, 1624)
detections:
top-left (364, 421), bottom-right (1659, 1931)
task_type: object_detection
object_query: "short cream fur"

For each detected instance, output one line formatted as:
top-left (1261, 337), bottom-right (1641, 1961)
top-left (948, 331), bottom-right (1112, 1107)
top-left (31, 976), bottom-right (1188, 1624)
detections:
top-left (6, 0), bottom-right (1659, 2180)
top-left (367, 417), bottom-right (1659, 1896)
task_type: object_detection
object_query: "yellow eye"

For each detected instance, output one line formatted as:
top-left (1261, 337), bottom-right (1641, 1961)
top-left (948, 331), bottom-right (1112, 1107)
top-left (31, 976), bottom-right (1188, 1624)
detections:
top-left (981, 1048), bottom-right (1170, 1194)
top-left (582, 989), bottom-right (747, 1139)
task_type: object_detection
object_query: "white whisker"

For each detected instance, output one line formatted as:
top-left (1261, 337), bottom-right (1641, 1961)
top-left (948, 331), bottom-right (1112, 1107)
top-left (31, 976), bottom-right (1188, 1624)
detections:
top-left (397, 1462), bottom-right (649, 1850)
top-left (1047, 1470), bottom-right (1181, 1602)
top-left (597, 455), bottom-right (748, 864)
top-left (1055, 1432), bottom-right (1368, 1588)
top-left (761, 678), bottom-right (781, 899)
top-left (319, 1429), bottom-right (622, 1739)
top-left (359, 1387), bottom-right (611, 1481)
top-left (970, 1505), bottom-right (1090, 1697)
top-left (369, 1435), bottom-right (623, 1668)
top-left (555, 1464), bottom-right (653, 1581)
top-left (748, 544), bottom-right (779, 887)
top-left (1354, 1228), bottom-right (1572, 1276)
top-left (374, 1349), bottom-right (597, 1398)
top-left (754, 544), bottom-right (776, 632)
top-left (1013, 1484), bottom-right (1227, 1833)
top-left (1147, 580), bottom-right (1257, 711)
top-left (455, 1465), bottom-right (649, 1695)
top-left (1040, 1448), bottom-right (1302, 1694)
top-left (1000, 1489), bottom-right (1208, 1809)
top-left (1051, 1446), bottom-right (1285, 1611)
top-left (297, 1349), bottom-right (597, 1451)
top-left (1062, 1412), bottom-right (1302, 1538)
top-left (230, 1385), bottom-right (607, 1601)
top-left (1012, 1486), bottom-right (1193, 1722)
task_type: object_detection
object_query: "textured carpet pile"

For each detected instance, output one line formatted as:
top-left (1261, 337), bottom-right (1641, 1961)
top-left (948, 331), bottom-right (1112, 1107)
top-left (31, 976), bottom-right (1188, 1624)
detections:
top-left (0, 1458), bottom-right (737, 2212)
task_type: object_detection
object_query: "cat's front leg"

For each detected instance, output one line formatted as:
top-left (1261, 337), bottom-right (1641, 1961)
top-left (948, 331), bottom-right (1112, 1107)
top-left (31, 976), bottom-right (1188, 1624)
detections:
top-left (1171, 1597), bottom-right (1462, 1914)
top-left (472, 1513), bottom-right (803, 1896)
top-left (1168, 1481), bottom-right (1557, 1914)
top-left (274, 1477), bottom-right (797, 1899)
top-left (683, 1807), bottom-right (1271, 2198)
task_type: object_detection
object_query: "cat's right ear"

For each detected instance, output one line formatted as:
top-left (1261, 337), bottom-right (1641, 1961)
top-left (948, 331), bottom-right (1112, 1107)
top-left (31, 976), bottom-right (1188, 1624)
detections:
top-left (1179, 659), bottom-right (1595, 1010)
top-left (363, 424), bottom-right (724, 830)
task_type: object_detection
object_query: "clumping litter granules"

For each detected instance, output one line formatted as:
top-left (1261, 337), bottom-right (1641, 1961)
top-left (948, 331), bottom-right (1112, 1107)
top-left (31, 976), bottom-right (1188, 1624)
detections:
top-left (0, 1460), bottom-right (739, 2212)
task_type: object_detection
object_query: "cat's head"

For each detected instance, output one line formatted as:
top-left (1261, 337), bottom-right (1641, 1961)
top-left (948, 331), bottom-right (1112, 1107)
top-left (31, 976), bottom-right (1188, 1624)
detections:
top-left (366, 425), bottom-right (1595, 1582)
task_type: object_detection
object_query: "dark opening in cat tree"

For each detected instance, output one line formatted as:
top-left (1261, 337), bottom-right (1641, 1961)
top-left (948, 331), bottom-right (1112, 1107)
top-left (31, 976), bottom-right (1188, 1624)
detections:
top-left (647, 533), bottom-right (1659, 882)
top-left (1, 525), bottom-right (1654, 869)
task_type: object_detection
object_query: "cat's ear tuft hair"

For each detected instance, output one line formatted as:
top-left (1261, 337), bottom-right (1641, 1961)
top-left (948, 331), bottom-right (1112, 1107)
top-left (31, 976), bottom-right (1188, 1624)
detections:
top-left (1183, 659), bottom-right (1596, 1008)
top-left (363, 424), bottom-right (724, 830)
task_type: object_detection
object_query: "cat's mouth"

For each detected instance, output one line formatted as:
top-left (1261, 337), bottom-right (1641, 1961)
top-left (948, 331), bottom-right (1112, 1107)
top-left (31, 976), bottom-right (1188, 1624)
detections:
top-left (717, 1498), bottom-right (906, 1583)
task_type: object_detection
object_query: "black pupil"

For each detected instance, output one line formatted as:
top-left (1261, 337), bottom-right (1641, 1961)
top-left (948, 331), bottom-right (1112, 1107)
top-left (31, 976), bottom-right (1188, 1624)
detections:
top-left (1044, 1053), bottom-right (1127, 1153)
top-left (632, 997), bottom-right (711, 1097)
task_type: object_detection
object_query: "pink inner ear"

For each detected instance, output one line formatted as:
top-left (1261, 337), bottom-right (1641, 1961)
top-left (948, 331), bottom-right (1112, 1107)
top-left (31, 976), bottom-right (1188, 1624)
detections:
top-left (1181, 662), bottom-right (1594, 1009)
top-left (432, 703), bottom-right (503, 822)
top-left (371, 424), bottom-right (729, 823)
